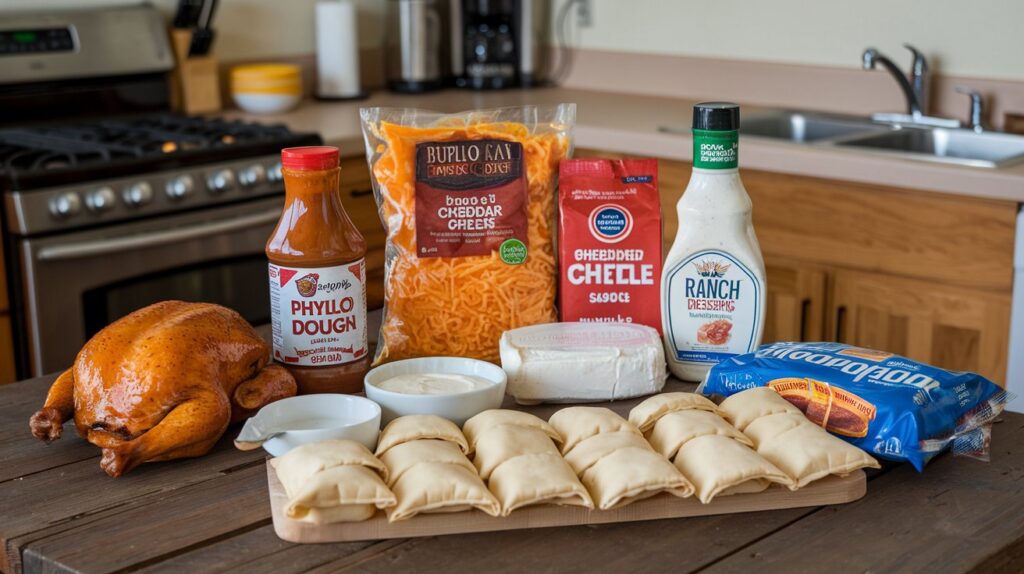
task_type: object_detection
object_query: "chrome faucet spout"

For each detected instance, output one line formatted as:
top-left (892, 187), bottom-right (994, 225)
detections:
top-left (862, 47), bottom-right (922, 117)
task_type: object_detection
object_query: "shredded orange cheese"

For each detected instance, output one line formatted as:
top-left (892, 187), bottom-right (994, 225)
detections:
top-left (370, 119), bottom-right (569, 364)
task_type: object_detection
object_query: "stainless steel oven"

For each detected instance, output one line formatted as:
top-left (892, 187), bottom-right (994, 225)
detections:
top-left (17, 196), bottom-right (282, 376)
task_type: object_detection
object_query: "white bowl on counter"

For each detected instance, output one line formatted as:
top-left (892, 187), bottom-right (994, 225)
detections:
top-left (232, 92), bottom-right (302, 115)
top-left (364, 357), bottom-right (507, 426)
top-left (238, 394), bottom-right (381, 457)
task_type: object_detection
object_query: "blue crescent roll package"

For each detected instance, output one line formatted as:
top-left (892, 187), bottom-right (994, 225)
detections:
top-left (697, 342), bottom-right (1011, 471)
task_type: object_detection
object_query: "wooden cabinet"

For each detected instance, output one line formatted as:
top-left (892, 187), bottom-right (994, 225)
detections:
top-left (0, 315), bottom-right (14, 385)
top-left (574, 149), bottom-right (1015, 384)
top-left (828, 270), bottom-right (1010, 383)
top-left (338, 156), bottom-right (386, 310)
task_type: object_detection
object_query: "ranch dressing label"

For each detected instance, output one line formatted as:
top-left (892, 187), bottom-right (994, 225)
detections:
top-left (414, 139), bottom-right (528, 263)
top-left (268, 259), bottom-right (368, 366)
top-left (663, 250), bottom-right (761, 364)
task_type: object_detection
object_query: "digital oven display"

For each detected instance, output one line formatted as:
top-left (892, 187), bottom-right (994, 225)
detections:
top-left (0, 27), bottom-right (75, 55)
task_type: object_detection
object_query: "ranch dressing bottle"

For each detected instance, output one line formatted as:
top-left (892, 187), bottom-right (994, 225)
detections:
top-left (661, 102), bottom-right (766, 381)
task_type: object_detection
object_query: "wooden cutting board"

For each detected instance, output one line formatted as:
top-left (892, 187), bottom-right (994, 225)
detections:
top-left (267, 464), bottom-right (866, 543)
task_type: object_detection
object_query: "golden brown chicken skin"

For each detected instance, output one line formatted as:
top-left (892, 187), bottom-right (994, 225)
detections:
top-left (30, 301), bottom-right (296, 477)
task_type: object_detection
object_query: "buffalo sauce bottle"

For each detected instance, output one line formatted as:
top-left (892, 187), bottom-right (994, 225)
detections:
top-left (266, 146), bottom-right (369, 394)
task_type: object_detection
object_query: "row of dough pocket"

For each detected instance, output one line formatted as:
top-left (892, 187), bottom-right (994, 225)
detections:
top-left (271, 440), bottom-right (396, 524)
top-left (630, 393), bottom-right (794, 504)
top-left (464, 410), bottom-right (593, 515)
top-left (375, 415), bottom-right (500, 522)
top-left (549, 407), bottom-right (694, 509)
top-left (719, 388), bottom-right (881, 488)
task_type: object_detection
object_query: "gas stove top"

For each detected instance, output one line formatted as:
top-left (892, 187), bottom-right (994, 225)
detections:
top-left (0, 114), bottom-right (318, 191)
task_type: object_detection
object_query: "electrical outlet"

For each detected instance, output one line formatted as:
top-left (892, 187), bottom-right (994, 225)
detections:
top-left (576, 0), bottom-right (593, 28)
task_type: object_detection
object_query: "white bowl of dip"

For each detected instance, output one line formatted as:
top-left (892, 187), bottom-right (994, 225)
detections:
top-left (364, 357), bottom-right (507, 426)
top-left (239, 394), bottom-right (381, 457)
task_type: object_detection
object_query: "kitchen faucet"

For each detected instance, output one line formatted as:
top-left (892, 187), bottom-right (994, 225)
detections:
top-left (862, 44), bottom-right (960, 128)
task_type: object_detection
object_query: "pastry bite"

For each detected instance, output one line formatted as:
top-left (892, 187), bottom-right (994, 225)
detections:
top-left (673, 434), bottom-right (793, 504)
top-left (375, 414), bottom-right (469, 456)
top-left (548, 407), bottom-right (642, 454)
top-left (464, 409), bottom-right (592, 516)
top-left (743, 412), bottom-right (880, 488)
top-left (716, 387), bottom-right (802, 432)
top-left (550, 407), bottom-right (693, 509)
top-left (463, 409), bottom-right (563, 452)
top-left (271, 440), bottom-right (396, 524)
top-left (628, 392), bottom-right (719, 433)
top-left (645, 409), bottom-right (753, 460)
top-left (376, 416), bottom-right (499, 522)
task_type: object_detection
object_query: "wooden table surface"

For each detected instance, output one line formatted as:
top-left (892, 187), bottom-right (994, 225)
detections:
top-left (2, 374), bottom-right (1023, 574)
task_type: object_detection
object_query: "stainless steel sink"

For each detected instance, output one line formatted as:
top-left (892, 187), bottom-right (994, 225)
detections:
top-left (836, 128), bottom-right (1024, 168)
top-left (739, 111), bottom-right (891, 143)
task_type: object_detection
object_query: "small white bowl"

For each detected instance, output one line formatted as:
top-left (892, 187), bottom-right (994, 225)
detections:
top-left (232, 92), bottom-right (301, 115)
top-left (364, 357), bottom-right (507, 426)
top-left (240, 394), bottom-right (381, 457)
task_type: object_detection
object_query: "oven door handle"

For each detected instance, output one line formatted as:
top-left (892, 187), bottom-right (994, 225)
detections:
top-left (36, 208), bottom-right (282, 262)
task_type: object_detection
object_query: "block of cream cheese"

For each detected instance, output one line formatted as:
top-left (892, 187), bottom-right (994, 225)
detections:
top-left (499, 322), bottom-right (667, 404)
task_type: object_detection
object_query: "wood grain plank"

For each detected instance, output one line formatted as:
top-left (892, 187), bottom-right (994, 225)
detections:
top-left (700, 414), bottom-right (1024, 574)
top-left (1, 435), bottom-right (265, 574)
top-left (20, 463), bottom-right (270, 574)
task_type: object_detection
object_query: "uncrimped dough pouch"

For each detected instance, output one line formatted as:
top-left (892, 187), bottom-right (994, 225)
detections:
top-left (673, 434), bottom-right (793, 504)
top-left (378, 439), bottom-right (477, 487)
top-left (717, 387), bottom-right (801, 432)
top-left (471, 424), bottom-right (561, 480)
top-left (376, 414), bottom-right (469, 456)
top-left (463, 409), bottom-right (562, 452)
top-left (645, 409), bottom-right (753, 460)
top-left (628, 392), bottom-right (719, 433)
top-left (743, 412), bottom-right (880, 488)
top-left (580, 446), bottom-right (693, 509)
top-left (387, 460), bottom-right (501, 521)
top-left (548, 407), bottom-right (642, 454)
top-left (562, 431), bottom-right (653, 475)
top-left (487, 452), bottom-right (594, 516)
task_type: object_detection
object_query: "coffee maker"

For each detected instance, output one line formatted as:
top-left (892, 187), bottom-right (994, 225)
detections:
top-left (450, 0), bottom-right (549, 89)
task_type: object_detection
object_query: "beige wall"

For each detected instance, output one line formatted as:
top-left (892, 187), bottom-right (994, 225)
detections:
top-left (562, 0), bottom-right (1024, 81)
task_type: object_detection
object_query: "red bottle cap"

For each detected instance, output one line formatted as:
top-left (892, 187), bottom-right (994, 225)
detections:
top-left (281, 146), bottom-right (340, 171)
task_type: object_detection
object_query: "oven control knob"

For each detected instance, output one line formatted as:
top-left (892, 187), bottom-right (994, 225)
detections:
top-left (48, 192), bottom-right (82, 219)
top-left (122, 182), bottom-right (154, 208)
top-left (267, 162), bottom-right (283, 183)
top-left (85, 187), bottom-right (116, 213)
top-left (238, 164), bottom-right (267, 189)
top-left (165, 175), bottom-right (195, 201)
top-left (206, 169), bottom-right (236, 194)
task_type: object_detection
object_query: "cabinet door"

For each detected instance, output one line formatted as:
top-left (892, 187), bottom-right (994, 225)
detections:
top-left (339, 157), bottom-right (386, 309)
top-left (828, 270), bottom-right (1010, 384)
top-left (763, 260), bottom-right (827, 343)
top-left (0, 315), bottom-right (14, 384)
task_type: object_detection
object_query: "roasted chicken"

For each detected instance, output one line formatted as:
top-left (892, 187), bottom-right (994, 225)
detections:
top-left (30, 301), bottom-right (296, 477)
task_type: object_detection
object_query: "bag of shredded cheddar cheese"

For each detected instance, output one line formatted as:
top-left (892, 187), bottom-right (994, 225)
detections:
top-left (698, 341), bottom-right (1011, 471)
top-left (360, 105), bottom-right (575, 364)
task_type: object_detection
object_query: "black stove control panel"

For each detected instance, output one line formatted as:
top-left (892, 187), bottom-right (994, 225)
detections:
top-left (0, 27), bottom-right (75, 56)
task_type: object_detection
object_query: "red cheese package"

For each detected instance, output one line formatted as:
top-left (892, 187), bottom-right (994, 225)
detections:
top-left (558, 159), bottom-right (662, 331)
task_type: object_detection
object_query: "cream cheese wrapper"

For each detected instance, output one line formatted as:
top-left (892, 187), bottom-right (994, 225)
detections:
top-left (471, 424), bottom-right (562, 480)
top-left (548, 407), bottom-right (642, 455)
top-left (743, 412), bottom-right (881, 489)
top-left (378, 439), bottom-right (477, 488)
top-left (463, 409), bottom-right (563, 452)
top-left (716, 387), bottom-right (801, 432)
top-left (645, 409), bottom-right (753, 460)
top-left (499, 323), bottom-right (667, 404)
top-left (487, 452), bottom-right (594, 516)
top-left (673, 434), bottom-right (794, 504)
top-left (580, 446), bottom-right (693, 509)
top-left (270, 440), bottom-right (395, 524)
top-left (628, 392), bottom-right (720, 433)
top-left (386, 460), bottom-right (501, 522)
top-left (376, 414), bottom-right (470, 456)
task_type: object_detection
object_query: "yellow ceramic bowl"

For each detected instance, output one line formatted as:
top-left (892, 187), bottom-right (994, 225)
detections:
top-left (231, 64), bottom-right (303, 113)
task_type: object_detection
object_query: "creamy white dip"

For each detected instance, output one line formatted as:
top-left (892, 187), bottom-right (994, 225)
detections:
top-left (376, 373), bottom-right (491, 395)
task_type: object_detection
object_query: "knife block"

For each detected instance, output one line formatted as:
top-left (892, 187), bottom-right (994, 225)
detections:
top-left (169, 29), bottom-right (221, 115)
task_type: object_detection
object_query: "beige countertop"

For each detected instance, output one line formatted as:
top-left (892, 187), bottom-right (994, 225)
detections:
top-left (226, 87), bottom-right (1024, 203)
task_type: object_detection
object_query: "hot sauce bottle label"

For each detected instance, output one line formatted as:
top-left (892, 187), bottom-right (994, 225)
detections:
top-left (268, 259), bottom-right (367, 367)
top-left (663, 250), bottom-right (761, 364)
top-left (414, 139), bottom-right (527, 260)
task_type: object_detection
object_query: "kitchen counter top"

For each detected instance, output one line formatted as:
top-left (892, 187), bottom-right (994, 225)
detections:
top-left (3, 373), bottom-right (1023, 573)
top-left (227, 88), bottom-right (1024, 203)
